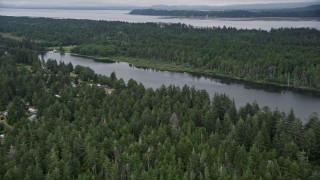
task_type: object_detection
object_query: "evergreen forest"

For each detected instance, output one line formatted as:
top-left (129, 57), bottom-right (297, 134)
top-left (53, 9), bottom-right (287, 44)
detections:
top-left (0, 26), bottom-right (320, 179)
top-left (0, 16), bottom-right (319, 92)
top-left (130, 6), bottom-right (320, 18)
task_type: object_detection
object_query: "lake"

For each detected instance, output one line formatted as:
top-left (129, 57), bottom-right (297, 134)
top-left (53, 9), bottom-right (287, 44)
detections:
top-left (1, 8), bottom-right (320, 30)
top-left (40, 52), bottom-right (320, 122)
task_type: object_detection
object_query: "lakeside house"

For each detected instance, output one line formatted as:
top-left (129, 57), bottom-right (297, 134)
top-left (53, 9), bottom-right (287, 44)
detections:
top-left (28, 107), bottom-right (38, 114)
top-left (104, 87), bottom-right (115, 95)
top-left (27, 106), bottom-right (38, 122)
top-left (0, 134), bottom-right (4, 144)
top-left (0, 111), bottom-right (7, 120)
top-left (71, 82), bottom-right (77, 88)
top-left (86, 83), bottom-right (115, 95)
top-left (28, 114), bottom-right (37, 122)
top-left (99, 84), bottom-right (115, 95)
top-left (55, 94), bottom-right (61, 98)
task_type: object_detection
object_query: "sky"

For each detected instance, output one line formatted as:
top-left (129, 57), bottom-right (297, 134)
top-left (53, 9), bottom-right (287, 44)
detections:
top-left (0, 0), bottom-right (318, 7)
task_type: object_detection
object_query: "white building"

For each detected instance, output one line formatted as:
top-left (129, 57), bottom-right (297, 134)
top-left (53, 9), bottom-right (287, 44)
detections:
top-left (28, 114), bottom-right (37, 122)
top-left (28, 107), bottom-right (38, 114)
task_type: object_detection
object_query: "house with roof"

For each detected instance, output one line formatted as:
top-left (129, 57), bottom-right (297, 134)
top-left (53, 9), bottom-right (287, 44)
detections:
top-left (0, 134), bottom-right (4, 144)
top-left (104, 87), bottom-right (115, 95)
top-left (28, 114), bottom-right (37, 122)
top-left (28, 107), bottom-right (38, 114)
top-left (71, 82), bottom-right (77, 88)
top-left (27, 106), bottom-right (38, 122)
top-left (3, 111), bottom-right (8, 117)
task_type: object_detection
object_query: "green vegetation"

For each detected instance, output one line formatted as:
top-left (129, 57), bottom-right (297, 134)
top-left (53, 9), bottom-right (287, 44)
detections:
top-left (1, 30), bottom-right (320, 179)
top-left (0, 17), bottom-right (320, 91)
top-left (130, 5), bottom-right (320, 18)
top-left (0, 33), bottom-right (24, 41)
top-left (49, 45), bottom-right (76, 53)
top-left (72, 54), bottom-right (320, 93)
top-left (1, 16), bottom-right (319, 92)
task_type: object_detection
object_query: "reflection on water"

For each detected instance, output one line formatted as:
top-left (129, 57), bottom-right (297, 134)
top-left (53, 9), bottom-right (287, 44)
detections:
top-left (1, 8), bottom-right (319, 30)
top-left (40, 52), bottom-right (320, 122)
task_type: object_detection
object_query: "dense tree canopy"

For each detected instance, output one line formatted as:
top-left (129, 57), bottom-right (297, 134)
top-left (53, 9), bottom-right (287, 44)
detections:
top-left (0, 35), bottom-right (319, 179)
top-left (130, 6), bottom-right (320, 18)
top-left (0, 16), bottom-right (319, 91)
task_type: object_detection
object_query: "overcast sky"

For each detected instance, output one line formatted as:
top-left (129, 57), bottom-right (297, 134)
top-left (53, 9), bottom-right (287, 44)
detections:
top-left (0, 0), bottom-right (318, 6)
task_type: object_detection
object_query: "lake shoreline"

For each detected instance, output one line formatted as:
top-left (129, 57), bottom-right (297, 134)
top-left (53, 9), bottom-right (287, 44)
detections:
top-left (40, 51), bottom-right (320, 120)
top-left (69, 52), bottom-right (320, 97)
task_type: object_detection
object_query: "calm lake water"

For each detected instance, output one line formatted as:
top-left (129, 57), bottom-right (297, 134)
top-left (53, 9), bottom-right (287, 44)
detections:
top-left (40, 52), bottom-right (320, 122)
top-left (1, 8), bottom-right (320, 30)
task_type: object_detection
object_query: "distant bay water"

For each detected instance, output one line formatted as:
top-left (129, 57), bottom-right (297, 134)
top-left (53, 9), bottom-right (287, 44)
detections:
top-left (0, 8), bottom-right (319, 30)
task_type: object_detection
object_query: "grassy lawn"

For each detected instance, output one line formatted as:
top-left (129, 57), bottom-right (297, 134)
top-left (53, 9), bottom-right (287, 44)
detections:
top-left (0, 33), bottom-right (24, 41)
top-left (16, 64), bottom-right (32, 72)
top-left (0, 115), bottom-right (12, 129)
top-left (49, 45), bottom-right (76, 53)
top-left (70, 72), bottom-right (78, 77)
top-left (24, 65), bottom-right (32, 72)
top-left (112, 56), bottom-right (204, 73)
top-left (0, 33), bottom-right (44, 43)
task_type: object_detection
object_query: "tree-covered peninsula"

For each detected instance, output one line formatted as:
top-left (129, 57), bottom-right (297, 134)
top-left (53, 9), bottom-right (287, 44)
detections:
top-left (130, 5), bottom-right (320, 18)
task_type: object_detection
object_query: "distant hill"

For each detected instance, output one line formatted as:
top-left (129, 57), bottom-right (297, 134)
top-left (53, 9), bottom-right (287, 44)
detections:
top-left (130, 5), bottom-right (320, 18)
top-left (0, 2), bottom-right (319, 11)
top-left (149, 2), bottom-right (320, 11)
top-left (0, 4), bottom-right (140, 10)
top-left (291, 4), bottom-right (320, 11)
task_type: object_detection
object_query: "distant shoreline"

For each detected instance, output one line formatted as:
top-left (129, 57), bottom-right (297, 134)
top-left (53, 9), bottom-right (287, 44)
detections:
top-left (1, 9), bottom-right (319, 31)
top-left (158, 16), bottom-right (320, 21)
top-left (1, 2), bottom-right (319, 11)
top-left (130, 6), bottom-right (320, 19)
